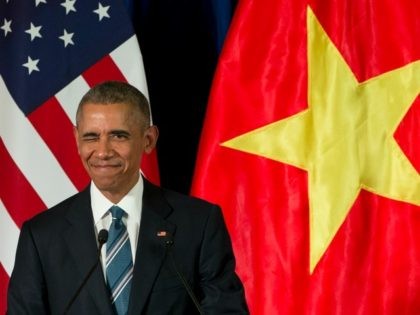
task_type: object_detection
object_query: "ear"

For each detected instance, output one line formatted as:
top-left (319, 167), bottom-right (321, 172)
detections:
top-left (73, 125), bottom-right (79, 146)
top-left (143, 125), bottom-right (159, 154)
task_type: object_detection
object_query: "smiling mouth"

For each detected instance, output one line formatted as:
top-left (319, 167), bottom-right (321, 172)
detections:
top-left (90, 163), bottom-right (121, 170)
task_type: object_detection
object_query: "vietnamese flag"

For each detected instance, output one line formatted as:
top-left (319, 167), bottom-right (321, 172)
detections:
top-left (192, 0), bottom-right (420, 314)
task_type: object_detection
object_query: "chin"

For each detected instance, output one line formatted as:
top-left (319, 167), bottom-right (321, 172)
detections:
top-left (91, 178), bottom-right (119, 191)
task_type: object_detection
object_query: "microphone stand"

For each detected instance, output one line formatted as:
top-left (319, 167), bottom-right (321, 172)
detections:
top-left (62, 229), bottom-right (108, 315)
top-left (164, 239), bottom-right (204, 315)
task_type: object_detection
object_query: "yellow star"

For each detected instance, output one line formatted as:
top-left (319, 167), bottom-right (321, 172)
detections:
top-left (222, 7), bottom-right (420, 273)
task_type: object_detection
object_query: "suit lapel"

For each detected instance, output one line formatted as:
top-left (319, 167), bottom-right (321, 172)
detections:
top-left (128, 180), bottom-right (176, 315)
top-left (63, 188), bottom-right (114, 315)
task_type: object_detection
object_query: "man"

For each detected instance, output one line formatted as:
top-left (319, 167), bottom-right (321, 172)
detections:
top-left (7, 81), bottom-right (248, 314)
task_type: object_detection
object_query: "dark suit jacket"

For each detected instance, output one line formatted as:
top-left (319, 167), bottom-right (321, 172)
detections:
top-left (7, 179), bottom-right (248, 314)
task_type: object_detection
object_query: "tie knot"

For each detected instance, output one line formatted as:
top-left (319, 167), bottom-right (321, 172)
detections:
top-left (110, 206), bottom-right (125, 220)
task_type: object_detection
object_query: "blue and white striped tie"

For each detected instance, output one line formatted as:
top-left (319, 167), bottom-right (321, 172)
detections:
top-left (106, 206), bottom-right (133, 315)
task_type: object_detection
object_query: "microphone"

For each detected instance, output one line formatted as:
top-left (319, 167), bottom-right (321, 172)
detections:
top-left (98, 229), bottom-right (109, 245)
top-left (63, 229), bottom-right (108, 314)
top-left (158, 231), bottom-right (204, 315)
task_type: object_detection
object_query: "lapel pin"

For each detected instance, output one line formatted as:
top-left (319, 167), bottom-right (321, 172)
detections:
top-left (157, 230), bottom-right (167, 237)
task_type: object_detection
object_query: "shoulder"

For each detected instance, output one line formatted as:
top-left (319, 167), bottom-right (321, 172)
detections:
top-left (144, 179), bottom-right (220, 214)
top-left (143, 179), bottom-right (223, 230)
top-left (163, 188), bottom-right (217, 211)
top-left (22, 187), bottom-right (90, 233)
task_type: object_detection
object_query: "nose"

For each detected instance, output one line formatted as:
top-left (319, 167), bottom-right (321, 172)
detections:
top-left (96, 138), bottom-right (114, 158)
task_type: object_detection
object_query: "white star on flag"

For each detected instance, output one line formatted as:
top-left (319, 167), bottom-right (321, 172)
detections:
top-left (59, 29), bottom-right (74, 47)
top-left (35, 0), bottom-right (47, 7)
top-left (61, 0), bottom-right (77, 15)
top-left (22, 56), bottom-right (40, 74)
top-left (93, 2), bottom-right (110, 21)
top-left (1, 18), bottom-right (12, 37)
top-left (25, 22), bottom-right (42, 41)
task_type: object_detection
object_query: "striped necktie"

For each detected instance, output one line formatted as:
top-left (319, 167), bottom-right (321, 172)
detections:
top-left (106, 206), bottom-right (133, 315)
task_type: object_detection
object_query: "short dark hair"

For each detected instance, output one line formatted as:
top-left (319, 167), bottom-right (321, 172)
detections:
top-left (76, 81), bottom-right (151, 128)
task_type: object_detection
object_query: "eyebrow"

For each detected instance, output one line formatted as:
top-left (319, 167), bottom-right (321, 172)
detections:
top-left (109, 130), bottom-right (131, 137)
top-left (81, 130), bottom-right (131, 138)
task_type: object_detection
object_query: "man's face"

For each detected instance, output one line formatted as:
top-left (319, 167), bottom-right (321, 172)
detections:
top-left (74, 102), bottom-right (157, 202)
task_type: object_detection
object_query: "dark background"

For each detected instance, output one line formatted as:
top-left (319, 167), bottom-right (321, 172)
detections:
top-left (130, 0), bottom-right (237, 194)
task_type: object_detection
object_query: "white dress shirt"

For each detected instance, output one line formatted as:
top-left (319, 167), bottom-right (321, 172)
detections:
top-left (90, 174), bottom-right (143, 278)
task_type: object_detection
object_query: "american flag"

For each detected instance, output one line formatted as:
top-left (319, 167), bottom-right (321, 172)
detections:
top-left (0, 0), bottom-right (158, 311)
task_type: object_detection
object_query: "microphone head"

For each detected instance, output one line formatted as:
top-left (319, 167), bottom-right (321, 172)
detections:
top-left (98, 229), bottom-right (108, 245)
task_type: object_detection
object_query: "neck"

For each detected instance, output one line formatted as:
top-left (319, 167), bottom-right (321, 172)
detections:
top-left (97, 174), bottom-right (140, 204)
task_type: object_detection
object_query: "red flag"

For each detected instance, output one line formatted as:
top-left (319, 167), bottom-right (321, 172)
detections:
top-left (192, 0), bottom-right (420, 314)
top-left (0, 1), bottom-right (158, 312)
